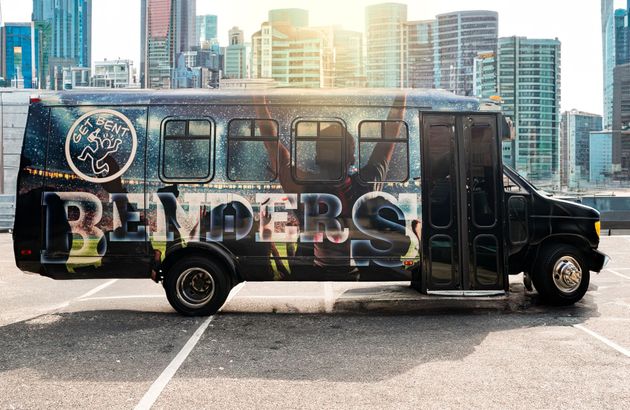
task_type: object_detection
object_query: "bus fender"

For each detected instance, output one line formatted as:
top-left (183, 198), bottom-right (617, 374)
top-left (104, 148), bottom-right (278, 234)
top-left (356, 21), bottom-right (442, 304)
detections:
top-left (157, 242), bottom-right (240, 285)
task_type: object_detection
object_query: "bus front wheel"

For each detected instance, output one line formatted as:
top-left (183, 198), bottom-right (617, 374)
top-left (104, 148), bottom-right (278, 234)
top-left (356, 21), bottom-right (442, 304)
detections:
top-left (164, 256), bottom-right (231, 316)
top-left (532, 244), bottom-right (589, 306)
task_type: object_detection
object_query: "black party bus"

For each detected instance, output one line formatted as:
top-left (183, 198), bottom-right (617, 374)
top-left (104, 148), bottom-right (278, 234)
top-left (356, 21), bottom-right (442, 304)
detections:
top-left (13, 89), bottom-right (608, 315)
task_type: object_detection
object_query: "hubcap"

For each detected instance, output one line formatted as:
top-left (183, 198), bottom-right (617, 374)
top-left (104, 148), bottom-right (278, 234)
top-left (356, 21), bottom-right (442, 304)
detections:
top-left (176, 267), bottom-right (215, 308)
top-left (552, 256), bottom-right (582, 294)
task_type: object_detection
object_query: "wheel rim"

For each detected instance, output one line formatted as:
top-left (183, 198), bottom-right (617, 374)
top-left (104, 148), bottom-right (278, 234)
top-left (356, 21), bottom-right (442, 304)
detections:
top-left (176, 267), bottom-right (215, 309)
top-left (552, 256), bottom-right (582, 294)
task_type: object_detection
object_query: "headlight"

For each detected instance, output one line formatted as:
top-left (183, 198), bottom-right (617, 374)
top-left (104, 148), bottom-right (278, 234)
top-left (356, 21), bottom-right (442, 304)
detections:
top-left (595, 221), bottom-right (601, 237)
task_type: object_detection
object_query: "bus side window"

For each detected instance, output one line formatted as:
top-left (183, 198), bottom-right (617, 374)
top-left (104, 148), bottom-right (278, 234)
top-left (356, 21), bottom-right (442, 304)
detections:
top-left (161, 118), bottom-right (214, 182)
top-left (358, 120), bottom-right (409, 183)
top-left (227, 119), bottom-right (278, 182)
top-left (293, 119), bottom-right (346, 182)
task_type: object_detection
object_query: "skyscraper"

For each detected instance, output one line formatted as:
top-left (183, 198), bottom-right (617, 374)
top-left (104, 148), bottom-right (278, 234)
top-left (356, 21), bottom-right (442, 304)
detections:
top-left (406, 19), bottom-right (435, 89)
top-left (140, 0), bottom-right (196, 89)
top-left (602, 0), bottom-right (630, 129)
top-left (196, 15), bottom-right (217, 47)
top-left (0, 23), bottom-right (37, 88)
top-left (330, 28), bottom-right (365, 88)
top-left (560, 110), bottom-right (603, 188)
top-left (589, 131), bottom-right (614, 184)
top-left (612, 63), bottom-right (630, 178)
top-left (32, 0), bottom-right (91, 69)
top-left (614, 2), bottom-right (629, 65)
top-left (472, 51), bottom-right (497, 99)
top-left (494, 37), bottom-right (561, 185)
top-left (251, 9), bottom-right (325, 88)
top-left (434, 10), bottom-right (498, 96)
top-left (365, 3), bottom-right (407, 88)
top-left (224, 27), bottom-right (249, 79)
top-left (602, 0), bottom-right (616, 129)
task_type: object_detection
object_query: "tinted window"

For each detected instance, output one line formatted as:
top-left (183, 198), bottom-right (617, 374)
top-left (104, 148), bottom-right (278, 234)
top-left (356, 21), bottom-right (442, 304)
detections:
top-left (358, 120), bottom-right (409, 182)
top-left (293, 120), bottom-right (345, 182)
top-left (470, 123), bottom-right (497, 227)
top-left (427, 125), bottom-right (453, 228)
top-left (227, 119), bottom-right (278, 182)
top-left (161, 119), bottom-right (213, 182)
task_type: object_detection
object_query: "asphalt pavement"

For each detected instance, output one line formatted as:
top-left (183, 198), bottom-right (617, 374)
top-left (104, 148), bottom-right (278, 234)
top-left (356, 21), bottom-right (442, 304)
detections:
top-left (0, 233), bottom-right (629, 409)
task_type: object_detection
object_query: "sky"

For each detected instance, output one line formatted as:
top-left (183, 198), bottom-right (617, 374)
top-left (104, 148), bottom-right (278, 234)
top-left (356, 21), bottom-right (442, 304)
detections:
top-left (0, 0), bottom-right (628, 115)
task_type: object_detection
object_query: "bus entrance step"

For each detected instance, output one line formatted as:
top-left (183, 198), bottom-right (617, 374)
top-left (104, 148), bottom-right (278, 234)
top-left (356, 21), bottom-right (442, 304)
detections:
top-left (333, 284), bottom-right (526, 314)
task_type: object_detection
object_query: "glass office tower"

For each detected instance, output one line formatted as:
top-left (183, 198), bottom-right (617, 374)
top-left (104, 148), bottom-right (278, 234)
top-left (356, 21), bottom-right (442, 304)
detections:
top-left (434, 10), bottom-right (498, 96)
top-left (496, 37), bottom-right (561, 186)
top-left (365, 3), bottom-right (407, 88)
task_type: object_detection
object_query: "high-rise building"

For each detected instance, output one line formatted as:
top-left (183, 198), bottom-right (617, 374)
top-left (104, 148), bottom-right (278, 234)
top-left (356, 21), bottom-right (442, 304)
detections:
top-left (32, 21), bottom-right (51, 89)
top-left (614, 2), bottom-right (629, 65)
top-left (492, 37), bottom-right (561, 186)
top-left (224, 27), bottom-right (249, 79)
top-left (365, 3), bottom-right (407, 88)
top-left (589, 131), bottom-right (614, 184)
top-left (602, 0), bottom-right (616, 129)
top-left (330, 28), bottom-right (365, 88)
top-left (140, 0), bottom-right (196, 88)
top-left (612, 63), bottom-right (630, 178)
top-left (196, 15), bottom-right (217, 47)
top-left (602, 0), bottom-right (630, 129)
top-left (560, 110), bottom-right (603, 189)
top-left (0, 23), bottom-right (37, 88)
top-left (434, 10), bottom-right (498, 96)
top-left (251, 9), bottom-right (325, 88)
top-left (472, 51), bottom-right (497, 99)
top-left (32, 0), bottom-right (91, 70)
top-left (406, 19), bottom-right (435, 89)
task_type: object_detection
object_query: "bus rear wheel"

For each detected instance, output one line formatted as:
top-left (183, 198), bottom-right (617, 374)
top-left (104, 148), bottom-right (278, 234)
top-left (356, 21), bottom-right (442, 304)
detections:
top-left (164, 256), bottom-right (231, 316)
top-left (532, 244), bottom-right (589, 306)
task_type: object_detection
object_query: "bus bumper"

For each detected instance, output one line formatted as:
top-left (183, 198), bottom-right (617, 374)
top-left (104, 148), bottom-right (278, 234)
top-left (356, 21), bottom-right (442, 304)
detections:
top-left (588, 249), bottom-right (609, 273)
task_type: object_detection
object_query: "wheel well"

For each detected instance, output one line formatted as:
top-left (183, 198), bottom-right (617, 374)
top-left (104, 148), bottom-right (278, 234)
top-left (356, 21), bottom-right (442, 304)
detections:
top-left (157, 246), bottom-right (240, 286)
top-left (529, 235), bottom-right (591, 270)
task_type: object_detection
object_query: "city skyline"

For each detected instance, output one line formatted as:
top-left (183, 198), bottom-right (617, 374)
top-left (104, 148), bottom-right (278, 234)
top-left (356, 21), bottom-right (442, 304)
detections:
top-left (0, 0), bottom-right (627, 115)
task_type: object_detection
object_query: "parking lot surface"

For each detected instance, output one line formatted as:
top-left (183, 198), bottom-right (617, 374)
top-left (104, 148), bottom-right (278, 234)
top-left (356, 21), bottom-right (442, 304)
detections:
top-left (1, 234), bottom-right (629, 409)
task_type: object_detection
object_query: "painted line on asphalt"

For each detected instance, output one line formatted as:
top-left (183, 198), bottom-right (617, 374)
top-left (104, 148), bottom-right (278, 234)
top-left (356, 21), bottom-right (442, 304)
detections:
top-left (134, 315), bottom-right (215, 410)
top-left (1, 279), bottom-right (119, 327)
top-left (79, 294), bottom-right (164, 301)
top-left (324, 282), bottom-right (334, 313)
top-left (574, 324), bottom-right (630, 358)
top-left (134, 283), bottom-right (245, 409)
top-left (606, 269), bottom-right (630, 281)
top-left (76, 279), bottom-right (118, 299)
top-left (231, 295), bottom-right (322, 300)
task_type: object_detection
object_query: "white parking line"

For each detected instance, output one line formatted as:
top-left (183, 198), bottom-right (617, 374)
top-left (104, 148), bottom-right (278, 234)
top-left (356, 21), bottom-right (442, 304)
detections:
top-left (76, 279), bottom-right (118, 299)
top-left (134, 315), bottom-right (215, 410)
top-left (79, 294), bottom-right (163, 301)
top-left (134, 282), bottom-right (245, 409)
top-left (574, 324), bottom-right (630, 358)
top-left (1, 279), bottom-right (119, 326)
top-left (606, 269), bottom-right (630, 281)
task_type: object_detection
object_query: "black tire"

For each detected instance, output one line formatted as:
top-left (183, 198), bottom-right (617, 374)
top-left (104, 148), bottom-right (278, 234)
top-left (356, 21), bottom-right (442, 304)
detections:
top-left (532, 244), bottom-right (590, 306)
top-left (164, 256), bottom-right (232, 316)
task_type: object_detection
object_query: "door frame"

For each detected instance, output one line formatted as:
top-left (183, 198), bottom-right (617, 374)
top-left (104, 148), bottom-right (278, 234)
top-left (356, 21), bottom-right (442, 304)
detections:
top-left (420, 112), bottom-right (508, 293)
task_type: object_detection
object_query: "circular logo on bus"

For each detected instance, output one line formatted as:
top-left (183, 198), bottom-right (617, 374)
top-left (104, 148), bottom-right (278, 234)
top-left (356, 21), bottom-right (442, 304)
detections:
top-left (65, 109), bottom-right (138, 183)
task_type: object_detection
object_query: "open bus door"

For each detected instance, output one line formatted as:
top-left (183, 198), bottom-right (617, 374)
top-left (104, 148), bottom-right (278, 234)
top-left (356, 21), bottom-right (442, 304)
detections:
top-left (420, 113), bottom-right (507, 294)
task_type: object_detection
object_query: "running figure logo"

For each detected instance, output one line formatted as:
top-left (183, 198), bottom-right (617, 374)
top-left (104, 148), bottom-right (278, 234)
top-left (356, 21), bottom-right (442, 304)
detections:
top-left (77, 128), bottom-right (123, 176)
top-left (65, 109), bottom-right (138, 183)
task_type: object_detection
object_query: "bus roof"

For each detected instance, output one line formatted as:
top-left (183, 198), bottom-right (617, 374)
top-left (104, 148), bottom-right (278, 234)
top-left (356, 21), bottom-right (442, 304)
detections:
top-left (35, 88), bottom-right (481, 111)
